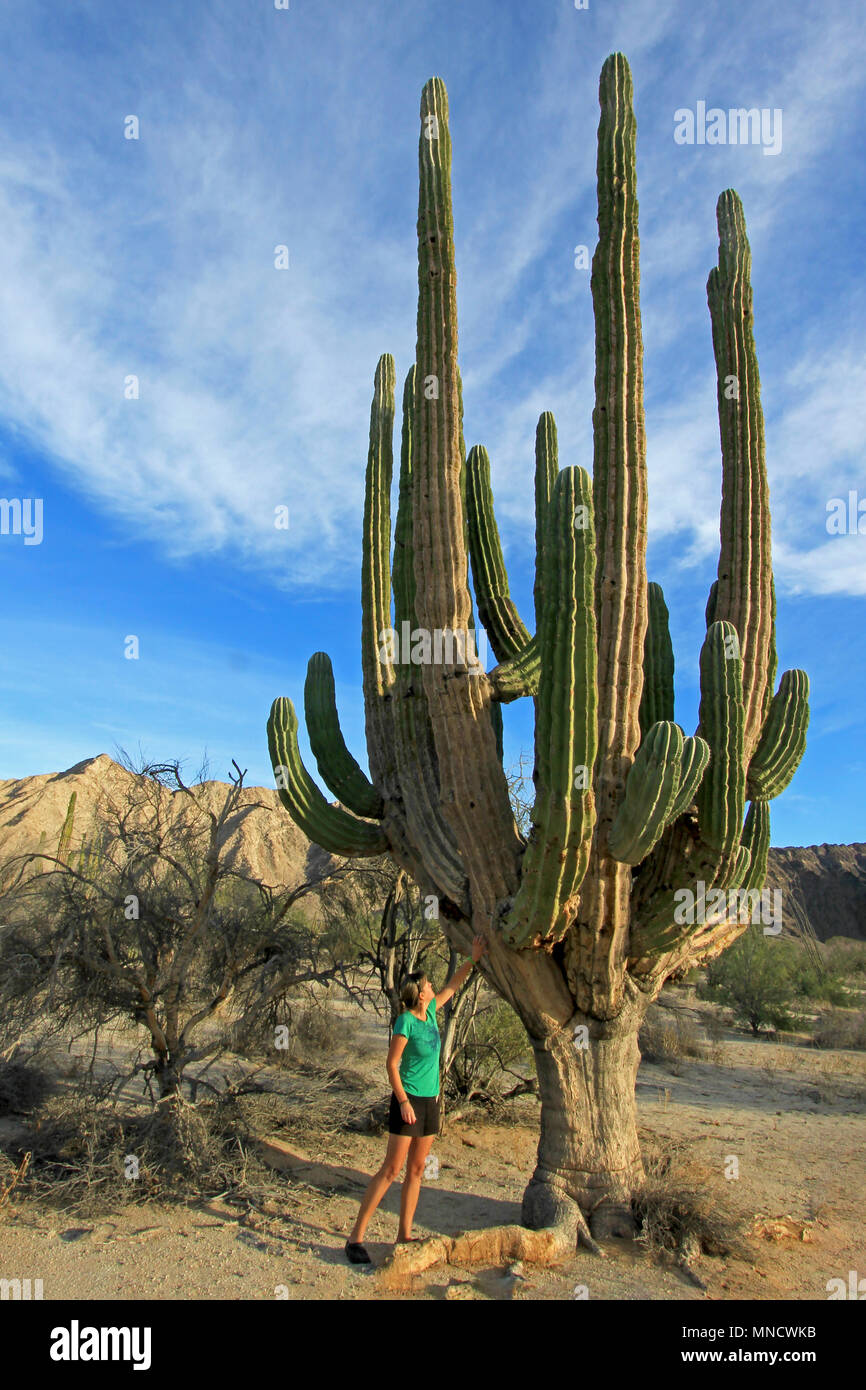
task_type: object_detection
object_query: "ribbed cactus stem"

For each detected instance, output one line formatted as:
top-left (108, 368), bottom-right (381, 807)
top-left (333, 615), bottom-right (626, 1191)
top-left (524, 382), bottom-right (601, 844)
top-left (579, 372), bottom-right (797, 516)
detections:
top-left (707, 190), bottom-right (776, 761)
top-left (392, 366), bottom-right (417, 633)
top-left (609, 722), bottom-right (683, 866)
top-left (696, 620), bottom-right (746, 857)
top-left (591, 52), bottom-right (648, 780)
top-left (573, 51), bottom-right (648, 1011)
top-left (361, 354), bottom-right (396, 789)
top-left (534, 412), bottom-right (559, 629)
top-left (413, 78), bottom-right (465, 639)
top-left (412, 77), bottom-right (521, 926)
top-left (504, 467), bottom-right (597, 946)
top-left (466, 445), bottom-right (531, 661)
top-left (57, 791), bottom-right (76, 864)
top-left (609, 722), bottom-right (708, 866)
top-left (740, 799), bottom-right (770, 892)
top-left (391, 363), bottom-right (466, 903)
top-left (746, 669), bottom-right (809, 801)
top-left (304, 653), bottom-right (383, 819)
top-left (668, 735), bottom-right (711, 822)
top-left (267, 697), bottom-right (388, 856)
top-left (639, 582), bottom-right (675, 737)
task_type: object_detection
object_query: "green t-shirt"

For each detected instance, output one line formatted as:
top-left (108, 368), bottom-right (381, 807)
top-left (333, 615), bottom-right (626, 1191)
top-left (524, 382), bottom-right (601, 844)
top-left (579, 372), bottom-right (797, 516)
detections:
top-left (393, 999), bottom-right (441, 1097)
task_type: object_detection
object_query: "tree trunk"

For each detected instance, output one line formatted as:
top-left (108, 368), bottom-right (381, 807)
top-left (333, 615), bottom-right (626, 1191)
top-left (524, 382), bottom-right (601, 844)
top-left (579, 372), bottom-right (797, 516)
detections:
top-left (154, 1053), bottom-right (183, 1099)
top-left (520, 990), bottom-right (648, 1239)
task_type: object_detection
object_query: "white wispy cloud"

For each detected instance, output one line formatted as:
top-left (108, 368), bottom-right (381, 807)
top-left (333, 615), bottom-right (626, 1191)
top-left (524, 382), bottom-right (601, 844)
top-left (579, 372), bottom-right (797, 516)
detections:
top-left (0, 0), bottom-right (862, 603)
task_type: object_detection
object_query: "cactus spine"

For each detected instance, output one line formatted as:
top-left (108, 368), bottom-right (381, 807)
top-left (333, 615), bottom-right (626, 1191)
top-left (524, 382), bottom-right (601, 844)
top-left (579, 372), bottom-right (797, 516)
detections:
top-left (267, 53), bottom-right (808, 1237)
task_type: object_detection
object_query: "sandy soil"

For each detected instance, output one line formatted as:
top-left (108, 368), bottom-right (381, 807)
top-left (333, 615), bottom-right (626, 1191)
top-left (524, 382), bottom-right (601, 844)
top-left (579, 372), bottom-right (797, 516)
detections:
top-left (1, 997), bottom-right (864, 1302)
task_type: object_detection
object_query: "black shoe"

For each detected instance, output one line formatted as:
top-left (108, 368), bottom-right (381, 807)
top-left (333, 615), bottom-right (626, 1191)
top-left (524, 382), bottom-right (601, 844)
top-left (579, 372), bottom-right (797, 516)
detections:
top-left (345, 1241), bottom-right (371, 1265)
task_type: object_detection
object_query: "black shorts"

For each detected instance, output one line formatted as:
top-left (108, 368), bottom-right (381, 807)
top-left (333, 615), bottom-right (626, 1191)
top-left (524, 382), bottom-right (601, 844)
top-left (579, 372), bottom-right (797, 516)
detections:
top-left (388, 1092), bottom-right (440, 1137)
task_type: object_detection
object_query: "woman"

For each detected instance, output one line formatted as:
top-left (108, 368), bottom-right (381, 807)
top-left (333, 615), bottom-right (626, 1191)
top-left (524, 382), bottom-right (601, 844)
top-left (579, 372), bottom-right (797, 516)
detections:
top-left (344, 933), bottom-right (487, 1264)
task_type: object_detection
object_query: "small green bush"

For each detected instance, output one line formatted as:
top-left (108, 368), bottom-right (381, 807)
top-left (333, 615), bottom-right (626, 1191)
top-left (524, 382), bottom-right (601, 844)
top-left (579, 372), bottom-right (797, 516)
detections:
top-left (700, 928), bottom-right (805, 1036)
top-left (446, 999), bottom-right (532, 1101)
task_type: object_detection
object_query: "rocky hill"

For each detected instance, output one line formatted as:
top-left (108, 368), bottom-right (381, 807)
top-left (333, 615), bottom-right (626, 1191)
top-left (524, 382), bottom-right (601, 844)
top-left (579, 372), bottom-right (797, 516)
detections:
top-left (0, 755), bottom-right (863, 942)
top-left (0, 754), bottom-right (321, 898)
top-left (765, 843), bottom-right (866, 943)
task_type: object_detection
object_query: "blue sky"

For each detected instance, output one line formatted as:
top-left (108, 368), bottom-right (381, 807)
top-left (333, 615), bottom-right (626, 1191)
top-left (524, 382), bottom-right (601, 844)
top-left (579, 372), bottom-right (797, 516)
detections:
top-left (0, 0), bottom-right (863, 847)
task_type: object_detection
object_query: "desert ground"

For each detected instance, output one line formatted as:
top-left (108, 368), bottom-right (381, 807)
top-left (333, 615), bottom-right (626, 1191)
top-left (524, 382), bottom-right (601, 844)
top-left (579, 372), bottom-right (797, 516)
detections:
top-left (1, 987), bottom-right (863, 1302)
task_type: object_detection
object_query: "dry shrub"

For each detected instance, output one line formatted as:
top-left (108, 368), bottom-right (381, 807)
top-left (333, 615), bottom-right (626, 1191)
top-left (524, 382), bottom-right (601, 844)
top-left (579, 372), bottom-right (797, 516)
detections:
top-left (633, 1130), bottom-right (749, 1262)
top-left (293, 1002), bottom-right (354, 1056)
top-left (639, 1008), bottom-right (709, 1074)
top-left (5, 1083), bottom-right (262, 1217)
top-left (0, 1059), bottom-right (52, 1116)
top-left (234, 997), bottom-right (355, 1066)
top-left (703, 1010), bottom-right (727, 1045)
top-left (812, 1009), bottom-right (866, 1052)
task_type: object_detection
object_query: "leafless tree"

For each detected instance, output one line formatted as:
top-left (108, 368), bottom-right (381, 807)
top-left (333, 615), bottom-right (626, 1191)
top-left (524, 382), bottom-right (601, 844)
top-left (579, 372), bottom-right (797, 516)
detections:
top-left (0, 754), bottom-right (368, 1100)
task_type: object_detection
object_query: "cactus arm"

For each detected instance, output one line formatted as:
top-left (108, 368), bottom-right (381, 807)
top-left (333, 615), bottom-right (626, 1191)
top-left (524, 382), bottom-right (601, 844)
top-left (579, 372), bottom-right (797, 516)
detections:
top-left (705, 578), bottom-right (719, 628)
top-left (707, 191), bottom-right (777, 760)
top-left (609, 722), bottom-right (683, 866)
top-left (747, 670), bottom-right (809, 800)
top-left (534, 412), bottom-right (559, 629)
top-left (668, 734), bottom-right (711, 822)
top-left (361, 354), bottom-right (397, 788)
top-left (303, 653), bottom-right (384, 819)
top-left (638, 582), bottom-right (675, 738)
top-left (609, 723), bottom-right (709, 866)
top-left (629, 617), bottom-right (750, 963)
top-left (724, 843), bottom-right (752, 892)
top-left (740, 799), bottom-right (770, 892)
top-left (392, 366), bottom-right (418, 634)
top-left (412, 77), bottom-right (521, 929)
top-left (695, 620), bottom-right (746, 858)
top-left (628, 622), bottom-right (745, 961)
top-left (391, 366), bottom-right (467, 903)
top-left (267, 698), bottom-right (388, 857)
top-left (503, 467), bottom-right (597, 946)
top-left (567, 53), bottom-right (648, 1013)
top-left (590, 52), bottom-right (648, 776)
top-left (487, 635), bottom-right (540, 703)
top-left (57, 790), bottom-right (76, 863)
top-left (465, 444), bottom-right (531, 661)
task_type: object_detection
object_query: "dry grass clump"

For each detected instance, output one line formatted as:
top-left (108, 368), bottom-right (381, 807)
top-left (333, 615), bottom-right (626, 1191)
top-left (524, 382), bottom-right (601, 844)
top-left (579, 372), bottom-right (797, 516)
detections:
top-left (2, 1083), bottom-right (263, 1218)
top-left (639, 1007), bottom-right (710, 1074)
top-left (0, 1059), bottom-right (53, 1116)
top-left (632, 1130), bottom-right (750, 1266)
top-left (233, 997), bottom-right (356, 1067)
top-left (812, 1008), bottom-right (866, 1052)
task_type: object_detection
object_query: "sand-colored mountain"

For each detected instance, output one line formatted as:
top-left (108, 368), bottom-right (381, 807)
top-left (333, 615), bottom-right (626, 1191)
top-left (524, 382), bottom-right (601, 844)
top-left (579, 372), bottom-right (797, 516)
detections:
top-left (0, 755), bottom-right (862, 941)
top-left (0, 754), bottom-right (326, 896)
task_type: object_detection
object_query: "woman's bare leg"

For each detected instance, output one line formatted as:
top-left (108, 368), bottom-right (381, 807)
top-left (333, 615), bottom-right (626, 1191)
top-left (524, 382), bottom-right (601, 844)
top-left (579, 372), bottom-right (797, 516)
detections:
top-left (349, 1134), bottom-right (412, 1244)
top-left (397, 1135), bottom-right (436, 1242)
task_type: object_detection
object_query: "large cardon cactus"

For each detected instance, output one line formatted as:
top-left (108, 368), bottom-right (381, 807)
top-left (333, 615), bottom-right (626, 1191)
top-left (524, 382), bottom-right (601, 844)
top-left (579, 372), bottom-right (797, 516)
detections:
top-left (267, 53), bottom-right (808, 1249)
